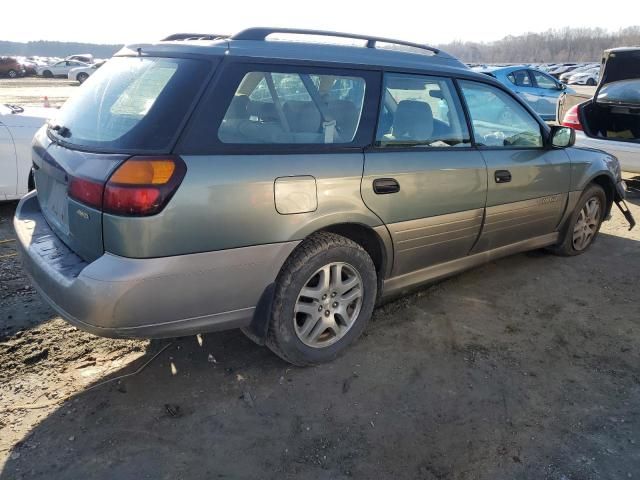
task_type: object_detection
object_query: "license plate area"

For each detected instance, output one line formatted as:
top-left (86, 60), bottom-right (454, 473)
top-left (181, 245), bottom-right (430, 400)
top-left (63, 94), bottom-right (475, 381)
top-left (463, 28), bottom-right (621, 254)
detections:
top-left (45, 180), bottom-right (70, 232)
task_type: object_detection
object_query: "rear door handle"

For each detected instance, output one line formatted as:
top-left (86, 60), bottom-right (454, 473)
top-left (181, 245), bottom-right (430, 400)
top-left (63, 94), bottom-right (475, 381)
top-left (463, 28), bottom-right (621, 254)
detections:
top-left (373, 178), bottom-right (400, 194)
top-left (494, 170), bottom-right (512, 183)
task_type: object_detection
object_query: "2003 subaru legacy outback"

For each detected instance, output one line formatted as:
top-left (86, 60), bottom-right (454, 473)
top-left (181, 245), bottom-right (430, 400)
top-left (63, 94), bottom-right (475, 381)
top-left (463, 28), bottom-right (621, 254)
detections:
top-left (14, 28), bottom-right (635, 365)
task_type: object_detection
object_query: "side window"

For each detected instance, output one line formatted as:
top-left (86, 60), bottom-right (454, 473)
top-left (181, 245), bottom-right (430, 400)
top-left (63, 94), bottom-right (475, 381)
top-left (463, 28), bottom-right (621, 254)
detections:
top-left (218, 71), bottom-right (366, 144)
top-left (530, 70), bottom-right (558, 90)
top-left (375, 73), bottom-right (470, 147)
top-left (459, 80), bottom-right (543, 148)
top-left (507, 70), bottom-right (532, 87)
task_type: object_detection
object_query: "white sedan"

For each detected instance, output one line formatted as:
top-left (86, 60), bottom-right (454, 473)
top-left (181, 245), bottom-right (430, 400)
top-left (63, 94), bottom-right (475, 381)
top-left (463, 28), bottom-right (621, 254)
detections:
top-left (0, 104), bottom-right (51, 201)
top-left (68, 63), bottom-right (102, 84)
top-left (568, 67), bottom-right (600, 86)
top-left (37, 60), bottom-right (89, 78)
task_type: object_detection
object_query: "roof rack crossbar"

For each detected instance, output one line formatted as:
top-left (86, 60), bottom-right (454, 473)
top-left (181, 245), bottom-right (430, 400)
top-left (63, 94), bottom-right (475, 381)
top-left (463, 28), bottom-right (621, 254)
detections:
top-left (162, 33), bottom-right (229, 41)
top-left (230, 27), bottom-right (444, 56)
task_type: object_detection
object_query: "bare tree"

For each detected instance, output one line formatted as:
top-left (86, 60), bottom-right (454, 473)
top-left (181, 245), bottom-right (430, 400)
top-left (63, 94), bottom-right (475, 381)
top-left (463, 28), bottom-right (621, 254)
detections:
top-left (438, 26), bottom-right (640, 63)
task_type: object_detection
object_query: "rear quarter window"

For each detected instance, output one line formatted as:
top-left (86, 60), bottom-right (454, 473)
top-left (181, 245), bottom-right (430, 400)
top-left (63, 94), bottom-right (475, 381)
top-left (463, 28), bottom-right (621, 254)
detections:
top-left (48, 56), bottom-right (214, 152)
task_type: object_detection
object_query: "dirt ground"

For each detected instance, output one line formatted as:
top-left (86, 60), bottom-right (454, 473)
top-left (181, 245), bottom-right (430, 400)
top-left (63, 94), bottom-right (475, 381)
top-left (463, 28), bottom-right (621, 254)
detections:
top-left (0, 178), bottom-right (638, 479)
top-left (0, 78), bottom-right (78, 108)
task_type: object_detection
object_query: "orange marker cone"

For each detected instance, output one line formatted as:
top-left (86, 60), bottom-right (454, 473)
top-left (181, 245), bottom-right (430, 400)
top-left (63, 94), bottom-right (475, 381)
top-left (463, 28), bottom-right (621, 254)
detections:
top-left (43, 96), bottom-right (50, 108)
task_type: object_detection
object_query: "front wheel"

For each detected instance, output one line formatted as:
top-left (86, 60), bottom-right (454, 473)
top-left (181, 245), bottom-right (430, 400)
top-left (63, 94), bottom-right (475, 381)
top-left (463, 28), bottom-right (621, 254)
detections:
top-left (42, 70), bottom-right (53, 78)
top-left (7, 69), bottom-right (18, 78)
top-left (266, 232), bottom-right (377, 366)
top-left (77, 72), bottom-right (89, 84)
top-left (586, 78), bottom-right (597, 86)
top-left (550, 184), bottom-right (606, 256)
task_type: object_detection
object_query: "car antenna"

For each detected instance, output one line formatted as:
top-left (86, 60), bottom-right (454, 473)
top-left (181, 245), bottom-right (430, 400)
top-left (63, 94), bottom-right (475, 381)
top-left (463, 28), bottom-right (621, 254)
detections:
top-left (137, 47), bottom-right (142, 57)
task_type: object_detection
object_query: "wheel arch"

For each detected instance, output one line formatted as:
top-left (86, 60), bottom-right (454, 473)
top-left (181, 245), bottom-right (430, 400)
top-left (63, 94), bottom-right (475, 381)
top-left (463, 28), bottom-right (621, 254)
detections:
top-left (589, 173), bottom-right (616, 217)
top-left (245, 222), bottom-right (393, 344)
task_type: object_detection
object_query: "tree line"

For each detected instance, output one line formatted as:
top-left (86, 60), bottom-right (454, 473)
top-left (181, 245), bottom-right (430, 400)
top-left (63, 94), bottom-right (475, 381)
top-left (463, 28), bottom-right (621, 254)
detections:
top-left (2, 26), bottom-right (639, 63)
top-left (437, 26), bottom-right (640, 63)
top-left (0, 40), bottom-right (122, 59)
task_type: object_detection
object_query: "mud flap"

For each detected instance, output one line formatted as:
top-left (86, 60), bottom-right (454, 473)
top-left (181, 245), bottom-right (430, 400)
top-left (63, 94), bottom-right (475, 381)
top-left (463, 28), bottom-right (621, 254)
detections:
top-left (615, 199), bottom-right (636, 230)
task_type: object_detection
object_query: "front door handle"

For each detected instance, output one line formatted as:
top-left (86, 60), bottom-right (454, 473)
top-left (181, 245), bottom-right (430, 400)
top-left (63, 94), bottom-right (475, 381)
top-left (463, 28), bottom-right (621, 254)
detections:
top-left (373, 178), bottom-right (400, 194)
top-left (494, 170), bottom-right (512, 183)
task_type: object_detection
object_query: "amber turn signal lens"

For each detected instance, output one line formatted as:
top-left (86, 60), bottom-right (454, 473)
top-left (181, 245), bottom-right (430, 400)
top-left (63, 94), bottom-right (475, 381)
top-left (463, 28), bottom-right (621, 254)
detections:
top-left (110, 159), bottom-right (176, 185)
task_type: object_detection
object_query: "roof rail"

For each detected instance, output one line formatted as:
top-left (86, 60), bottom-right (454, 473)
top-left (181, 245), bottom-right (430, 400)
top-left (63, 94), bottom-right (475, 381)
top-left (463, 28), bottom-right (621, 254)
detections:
top-left (230, 27), bottom-right (447, 56)
top-left (162, 33), bottom-right (229, 41)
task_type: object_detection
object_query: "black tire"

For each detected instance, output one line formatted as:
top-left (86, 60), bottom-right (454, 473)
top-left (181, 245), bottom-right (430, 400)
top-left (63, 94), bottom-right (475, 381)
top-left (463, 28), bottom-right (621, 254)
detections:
top-left (550, 184), bottom-right (606, 256)
top-left (586, 78), bottom-right (597, 86)
top-left (77, 72), bottom-right (89, 84)
top-left (7, 69), bottom-right (18, 78)
top-left (266, 232), bottom-right (377, 366)
top-left (27, 171), bottom-right (35, 192)
top-left (42, 70), bottom-right (53, 78)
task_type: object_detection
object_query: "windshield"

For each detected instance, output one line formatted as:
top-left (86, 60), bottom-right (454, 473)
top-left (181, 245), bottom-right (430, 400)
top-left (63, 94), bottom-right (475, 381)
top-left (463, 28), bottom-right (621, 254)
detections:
top-left (49, 56), bottom-right (211, 152)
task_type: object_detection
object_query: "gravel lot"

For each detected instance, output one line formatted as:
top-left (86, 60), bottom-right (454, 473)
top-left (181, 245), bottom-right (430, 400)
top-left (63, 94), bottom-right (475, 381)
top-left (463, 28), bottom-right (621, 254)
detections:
top-left (0, 78), bottom-right (638, 479)
top-left (0, 78), bottom-right (78, 108)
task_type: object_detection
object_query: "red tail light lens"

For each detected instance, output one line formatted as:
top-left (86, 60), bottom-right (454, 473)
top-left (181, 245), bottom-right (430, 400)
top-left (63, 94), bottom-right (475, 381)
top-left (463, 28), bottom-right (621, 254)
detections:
top-left (68, 176), bottom-right (104, 209)
top-left (103, 156), bottom-right (186, 216)
top-left (561, 105), bottom-right (583, 131)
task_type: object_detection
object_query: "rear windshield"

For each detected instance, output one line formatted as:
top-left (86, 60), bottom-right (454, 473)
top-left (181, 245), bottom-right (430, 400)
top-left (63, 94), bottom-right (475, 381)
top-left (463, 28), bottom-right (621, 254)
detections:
top-left (49, 56), bottom-right (211, 152)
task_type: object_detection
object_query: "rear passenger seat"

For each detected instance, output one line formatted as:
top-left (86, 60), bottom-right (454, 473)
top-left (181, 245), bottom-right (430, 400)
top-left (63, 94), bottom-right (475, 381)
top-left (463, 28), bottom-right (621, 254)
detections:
top-left (219, 95), bottom-right (361, 144)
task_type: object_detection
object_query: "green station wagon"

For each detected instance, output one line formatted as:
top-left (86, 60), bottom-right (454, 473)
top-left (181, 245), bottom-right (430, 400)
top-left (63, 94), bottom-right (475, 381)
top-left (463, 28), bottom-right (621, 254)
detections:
top-left (14, 28), bottom-right (635, 365)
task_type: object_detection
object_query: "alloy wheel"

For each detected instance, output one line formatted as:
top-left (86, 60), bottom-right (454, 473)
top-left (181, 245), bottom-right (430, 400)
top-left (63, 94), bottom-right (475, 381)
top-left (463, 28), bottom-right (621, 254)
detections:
top-left (573, 197), bottom-right (601, 251)
top-left (294, 262), bottom-right (363, 348)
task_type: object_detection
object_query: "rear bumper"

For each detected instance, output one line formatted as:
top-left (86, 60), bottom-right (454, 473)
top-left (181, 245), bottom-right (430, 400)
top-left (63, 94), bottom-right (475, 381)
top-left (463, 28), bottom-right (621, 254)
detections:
top-left (14, 192), bottom-right (298, 338)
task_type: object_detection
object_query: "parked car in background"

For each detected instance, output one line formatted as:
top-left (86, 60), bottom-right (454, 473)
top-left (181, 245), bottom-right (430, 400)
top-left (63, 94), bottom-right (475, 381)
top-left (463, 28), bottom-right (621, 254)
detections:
top-left (0, 104), bottom-right (51, 200)
top-left (16, 57), bottom-right (39, 76)
top-left (559, 63), bottom-right (597, 83)
top-left (0, 57), bottom-right (26, 78)
top-left (548, 63), bottom-right (579, 78)
top-left (37, 60), bottom-right (90, 78)
top-left (477, 65), bottom-right (573, 121)
top-left (559, 47), bottom-right (640, 174)
top-left (66, 54), bottom-right (94, 64)
top-left (14, 28), bottom-right (633, 366)
top-left (567, 67), bottom-right (600, 86)
top-left (68, 62), bottom-right (104, 84)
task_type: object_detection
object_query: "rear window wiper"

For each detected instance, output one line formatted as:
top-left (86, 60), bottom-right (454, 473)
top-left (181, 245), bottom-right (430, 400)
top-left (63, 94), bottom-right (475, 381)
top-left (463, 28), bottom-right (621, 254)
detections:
top-left (49, 123), bottom-right (72, 138)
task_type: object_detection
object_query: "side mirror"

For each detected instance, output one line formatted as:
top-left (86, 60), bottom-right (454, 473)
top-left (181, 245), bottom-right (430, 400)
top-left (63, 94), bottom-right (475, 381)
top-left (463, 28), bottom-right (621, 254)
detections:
top-left (558, 83), bottom-right (566, 90)
top-left (550, 125), bottom-right (575, 148)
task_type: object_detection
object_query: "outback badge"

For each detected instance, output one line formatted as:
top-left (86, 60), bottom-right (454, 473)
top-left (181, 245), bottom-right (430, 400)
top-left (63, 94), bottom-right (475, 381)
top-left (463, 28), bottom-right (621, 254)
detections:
top-left (76, 209), bottom-right (90, 220)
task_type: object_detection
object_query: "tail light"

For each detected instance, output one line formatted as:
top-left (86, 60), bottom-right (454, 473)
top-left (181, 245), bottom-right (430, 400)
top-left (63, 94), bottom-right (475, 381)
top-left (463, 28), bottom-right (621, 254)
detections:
top-left (68, 156), bottom-right (186, 216)
top-left (561, 105), bottom-right (583, 131)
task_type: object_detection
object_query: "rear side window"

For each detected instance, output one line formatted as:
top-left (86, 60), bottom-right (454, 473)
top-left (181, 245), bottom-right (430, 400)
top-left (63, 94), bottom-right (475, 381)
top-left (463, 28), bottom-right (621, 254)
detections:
top-left (459, 80), bottom-right (543, 148)
top-left (49, 57), bottom-right (212, 152)
top-left (218, 71), bottom-right (366, 144)
top-left (375, 73), bottom-right (470, 147)
top-left (530, 70), bottom-right (558, 89)
top-left (507, 70), bottom-right (532, 87)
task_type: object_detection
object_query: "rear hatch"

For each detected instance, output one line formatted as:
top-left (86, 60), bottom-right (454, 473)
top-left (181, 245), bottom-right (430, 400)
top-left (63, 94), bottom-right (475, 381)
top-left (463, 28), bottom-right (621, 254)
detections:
top-left (33, 54), bottom-right (214, 261)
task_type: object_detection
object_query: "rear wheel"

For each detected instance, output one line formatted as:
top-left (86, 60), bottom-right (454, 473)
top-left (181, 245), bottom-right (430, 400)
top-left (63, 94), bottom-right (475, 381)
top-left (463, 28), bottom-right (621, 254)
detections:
top-left (550, 184), bottom-right (606, 256)
top-left (7, 69), bottom-right (18, 78)
top-left (266, 232), bottom-right (377, 366)
top-left (586, 78), bottom-right (596, 86)
top-left (77, 72), bottom-right (89, 84)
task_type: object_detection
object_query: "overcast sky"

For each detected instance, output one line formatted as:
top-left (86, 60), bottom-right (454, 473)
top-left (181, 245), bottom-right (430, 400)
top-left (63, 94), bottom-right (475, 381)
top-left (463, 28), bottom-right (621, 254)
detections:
top-left (4, 0), bottom-right (639, 45)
